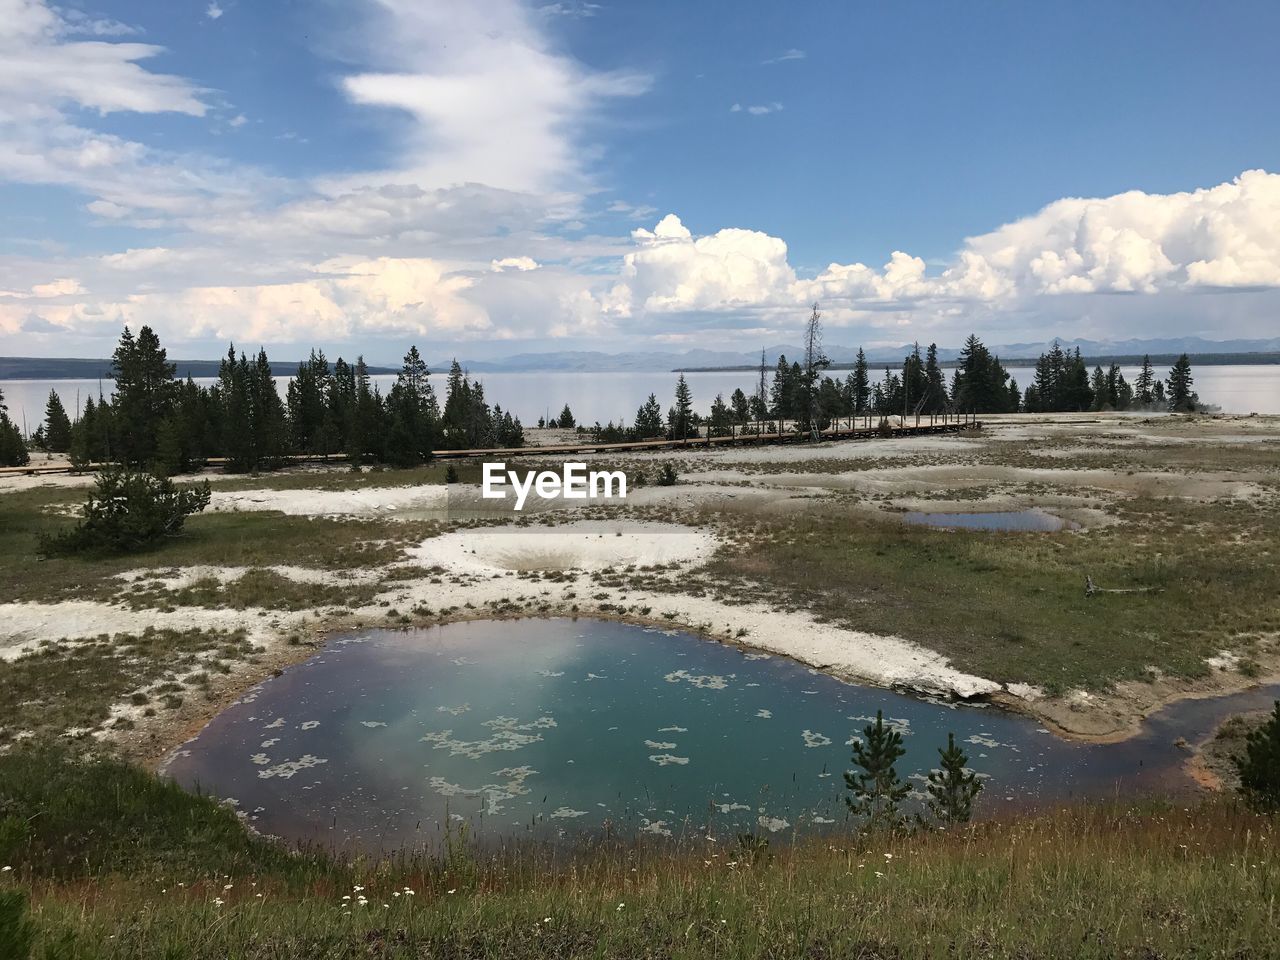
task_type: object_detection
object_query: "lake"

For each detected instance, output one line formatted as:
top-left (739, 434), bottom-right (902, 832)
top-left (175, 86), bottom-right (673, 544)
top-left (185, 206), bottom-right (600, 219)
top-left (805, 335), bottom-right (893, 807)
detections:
top-left (161, 618), bottom-right (1280, 854)
top-left (2, 364), bottom-right (1277, 432)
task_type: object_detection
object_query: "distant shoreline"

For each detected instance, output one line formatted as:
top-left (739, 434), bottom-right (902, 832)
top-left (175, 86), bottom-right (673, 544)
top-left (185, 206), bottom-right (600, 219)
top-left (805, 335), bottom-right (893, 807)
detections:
top-left (3, 351), bottom-right (1278, 381)
top-left (672, 352), bottom-right (1280, 373)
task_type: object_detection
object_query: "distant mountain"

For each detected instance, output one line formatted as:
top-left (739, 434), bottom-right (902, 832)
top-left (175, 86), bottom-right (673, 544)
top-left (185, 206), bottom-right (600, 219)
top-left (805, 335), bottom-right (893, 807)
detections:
top-left (4, 336), bottom-right (1278, 381)
top-left (0, 357), bottom-right (400, 381)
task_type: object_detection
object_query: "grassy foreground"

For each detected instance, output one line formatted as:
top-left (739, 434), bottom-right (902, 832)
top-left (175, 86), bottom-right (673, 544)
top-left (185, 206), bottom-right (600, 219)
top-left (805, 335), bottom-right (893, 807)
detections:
top-left (2, 748), bottom-right (1278, 959)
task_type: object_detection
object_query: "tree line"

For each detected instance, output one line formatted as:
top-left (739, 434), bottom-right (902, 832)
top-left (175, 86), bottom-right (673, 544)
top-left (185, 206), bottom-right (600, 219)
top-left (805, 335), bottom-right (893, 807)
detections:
top-left (4, 315), bottom-right (1208, 469)
top-left (13, 326), bottom-right (524, 473)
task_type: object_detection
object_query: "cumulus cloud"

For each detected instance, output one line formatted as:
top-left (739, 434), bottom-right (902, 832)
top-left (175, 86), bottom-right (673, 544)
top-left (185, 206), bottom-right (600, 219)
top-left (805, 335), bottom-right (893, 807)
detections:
top-left (491, 256), bottom-right (539, 272)
top-left (593, 171), bottom-right (1280, 339)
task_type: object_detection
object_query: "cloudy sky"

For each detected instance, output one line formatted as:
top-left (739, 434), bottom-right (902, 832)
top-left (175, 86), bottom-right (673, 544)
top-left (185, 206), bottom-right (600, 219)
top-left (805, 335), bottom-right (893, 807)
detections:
top-left (1, 0), bottom-right (1278, 362)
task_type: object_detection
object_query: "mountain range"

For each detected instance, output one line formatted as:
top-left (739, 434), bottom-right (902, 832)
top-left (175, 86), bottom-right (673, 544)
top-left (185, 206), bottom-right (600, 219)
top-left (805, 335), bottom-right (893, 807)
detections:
top-left (2, 337), bottom-right (1277, 380)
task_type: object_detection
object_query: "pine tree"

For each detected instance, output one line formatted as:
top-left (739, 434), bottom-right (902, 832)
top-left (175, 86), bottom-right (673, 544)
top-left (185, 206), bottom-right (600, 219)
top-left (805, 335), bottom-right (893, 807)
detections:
top-left (670, 375), bottom-right (693, 439)
top-left (926, 733), bottom-right (983, 826)
top-left (1235, 700), bottom-right (1280, 813)
top-left (923, 343), bottom-right (946, 414)
top-left (844, 709), bottom-right (909, 830)
top-left (44, 390), bottom-right (72, 452)
top-left (730, 387), bottom-right (750, 427)
top-left (1166, 354), bottom-right (1198, 412)
top-left (1135, 354), bottom-right (1156, 406)
top-left (111, 325), bottom-right (176, 467)
top-left (708, 392), bottom-right (732, 437)
top-left (634, 393), bottom-right (664, 438)
top-left (0, 385), bottom-right (28, 467)
top-left (770, 354), bottom-right (793, 422)
top-left (851, 347), bottom-right (871, 417)
top-left (557, 404), bottom-right (576, 429)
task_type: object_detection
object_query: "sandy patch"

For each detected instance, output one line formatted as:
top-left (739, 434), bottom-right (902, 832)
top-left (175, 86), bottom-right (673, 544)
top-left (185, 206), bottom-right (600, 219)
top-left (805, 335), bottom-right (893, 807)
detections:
top-left (406, 520), bottom-right (719, 573)
top-left (209, 485), bottom-right (449, 517)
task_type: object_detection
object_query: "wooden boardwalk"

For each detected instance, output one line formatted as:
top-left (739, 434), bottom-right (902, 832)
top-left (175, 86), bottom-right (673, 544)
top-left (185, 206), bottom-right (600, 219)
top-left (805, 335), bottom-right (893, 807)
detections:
top-left (0, 417), bottom-right (979, 477)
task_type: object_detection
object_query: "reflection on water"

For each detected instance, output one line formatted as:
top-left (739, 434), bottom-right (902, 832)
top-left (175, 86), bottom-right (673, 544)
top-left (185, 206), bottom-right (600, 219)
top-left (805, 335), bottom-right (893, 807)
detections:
top-left (902, 510), bottom-right (1073, 531)
top-left (162, 619), bottom-right (1280, 854)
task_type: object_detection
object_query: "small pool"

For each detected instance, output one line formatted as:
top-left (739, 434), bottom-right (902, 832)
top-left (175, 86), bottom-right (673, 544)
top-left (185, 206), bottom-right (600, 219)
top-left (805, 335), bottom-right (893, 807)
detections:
top-left (162, 619), bottom-right (1277, 854)
top-left (902, 509), bottom-right (1072, 531)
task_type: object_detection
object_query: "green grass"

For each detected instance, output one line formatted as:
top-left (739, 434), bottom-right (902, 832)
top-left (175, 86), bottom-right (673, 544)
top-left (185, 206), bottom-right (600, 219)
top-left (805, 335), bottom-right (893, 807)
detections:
top-left (1, 748), bottom-right (1278, 959)
top-left (0, 628), bottom-right (254, 747)
top-left (673, 494), bottom-right (1280, 691)
top-left (121, 568), bottom-right (382, 612)
top-left (0, 485), bottom-right (438, 605)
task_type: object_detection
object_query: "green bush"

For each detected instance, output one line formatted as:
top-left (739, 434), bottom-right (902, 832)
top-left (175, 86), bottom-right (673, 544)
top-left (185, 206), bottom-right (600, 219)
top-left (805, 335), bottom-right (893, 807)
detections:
top-left (1235, 700), bottom-right (1280, 813)
top-left (38, 469), bottom-right (210, 557)
top-left (0, 891), bottom-right (34, 960)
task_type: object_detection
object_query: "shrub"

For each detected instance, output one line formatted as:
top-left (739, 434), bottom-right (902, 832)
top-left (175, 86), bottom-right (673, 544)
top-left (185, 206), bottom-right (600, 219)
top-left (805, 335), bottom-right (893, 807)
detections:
top-left (0, 890), bottom-right (34, 960)
top-left (657, 462), bottom-right (679, 486)
top-left (1235, 700), bottom-right (1280, 813)
top-left (39, 468), bottom-right (210, 556)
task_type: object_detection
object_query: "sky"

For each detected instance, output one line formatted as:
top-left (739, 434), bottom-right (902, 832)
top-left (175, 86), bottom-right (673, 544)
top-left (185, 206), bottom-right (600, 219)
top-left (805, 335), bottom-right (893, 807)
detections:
top-left (1, 0), bottom-right (1279, 363)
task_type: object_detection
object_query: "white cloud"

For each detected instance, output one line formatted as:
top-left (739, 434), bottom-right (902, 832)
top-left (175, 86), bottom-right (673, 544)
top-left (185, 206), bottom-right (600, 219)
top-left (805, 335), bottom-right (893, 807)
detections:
top-left (762, 49), bottom-right (805, 64)
top-left (335, 0), bottom-right (649, 195)
top-left (731, 102), bottom-right (783, 116)
top-left (597, 171), bottom-right (1280, 339)
top-left (491, 256), bottom-right (539, 272)
top-left (206, 3), bottom-right (224, 20)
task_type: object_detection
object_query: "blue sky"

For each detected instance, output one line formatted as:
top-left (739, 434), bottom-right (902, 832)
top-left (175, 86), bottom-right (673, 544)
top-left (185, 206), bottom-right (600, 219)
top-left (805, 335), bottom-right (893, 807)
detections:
top-left (1, 0), bottom-right (1279, 361)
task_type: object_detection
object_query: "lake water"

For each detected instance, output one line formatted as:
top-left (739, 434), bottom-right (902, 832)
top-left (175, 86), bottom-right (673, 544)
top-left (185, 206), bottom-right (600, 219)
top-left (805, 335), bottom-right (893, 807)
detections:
top-left (161, 619), bottom-right (1280, 854)
top-left (2, 364), bottom-right (1277, 431)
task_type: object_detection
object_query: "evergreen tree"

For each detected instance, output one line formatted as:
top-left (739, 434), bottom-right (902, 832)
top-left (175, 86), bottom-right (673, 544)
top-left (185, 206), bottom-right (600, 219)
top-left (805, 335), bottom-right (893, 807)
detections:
top-left (557, 404), bottom-right (576, 429)
top-left (385, 346), bottom-right (439, 465)
top-left (669, 375), bottom-right (693, 439)
top-left (0, 386), bottom-right (29, 467)
top-left (286, 349), bottom-right (332, 455)
top-left (708, 392), bottom-right (732, 437)
top-left (845, 710), bottom-right (909, 830)
top-left (923, 343), bottom-right (946, 414)
top-left (851, 347), bottom-right (871, 416)
top-left (925, 733), bottom-right (983, 826)
top-left (1135, 354), bottom-right (1156, 406)
top-left (770, 354), bottom-right (794, 421)
top-left (634, 393), bottom-right (664, 438)
top-left (951, 335), bottom-right (1015, 413)
top-left (901, 342), bottom-right (927, 418)
top-left (1166, 354), bottom-right (1198, 412)
top-left (43, 391), bottom-right (72, 452)
top-left (1089, 365), bottom-right (1109, 411)
top-left (111, 325), bottom-right (176, 467)
top-left (730, 387), bottom-right (750, 427)
top-left (1234, 700), bottom-right (1280, 813)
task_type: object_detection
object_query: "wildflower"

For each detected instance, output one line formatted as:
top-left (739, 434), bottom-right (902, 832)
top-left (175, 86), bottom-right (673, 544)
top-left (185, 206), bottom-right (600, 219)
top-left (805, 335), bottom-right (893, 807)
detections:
top-left (353, 885), bottom-right (364, 892)
top-left (223, 883), bottom-right (233, 891)
top-left (544, 917), bottom-right (552, 924)
top-left (404, 889), bottom-right (415, 896)
top-left (616, 903), bottom-right (625, 911)
top-left (1, 866), bottom-right (11, 873)
top-left (213, 898), bottom-right (225, 906)
top-left (447, 888), bottom-right (456, 894)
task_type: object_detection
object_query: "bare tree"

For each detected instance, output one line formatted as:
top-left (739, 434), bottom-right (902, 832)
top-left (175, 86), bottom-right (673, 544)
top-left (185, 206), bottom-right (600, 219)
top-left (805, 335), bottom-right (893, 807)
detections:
top-left (801, 302), bottom-right (829, 441)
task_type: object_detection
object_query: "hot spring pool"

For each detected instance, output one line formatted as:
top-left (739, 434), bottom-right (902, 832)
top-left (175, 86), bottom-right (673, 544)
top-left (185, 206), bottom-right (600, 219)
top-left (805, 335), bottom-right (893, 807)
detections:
top-left (162, 619), bottom-right (1278, 853)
